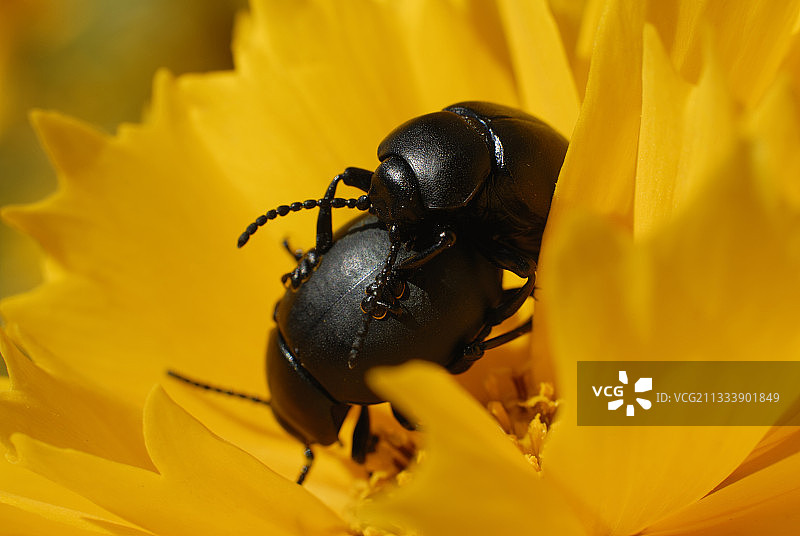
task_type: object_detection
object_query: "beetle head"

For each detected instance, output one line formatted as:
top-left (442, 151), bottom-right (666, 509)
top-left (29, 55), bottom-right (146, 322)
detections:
top-left (369, 155), bottom-right (425, 224)
top-left (376, 111), bottom-right (491, 217)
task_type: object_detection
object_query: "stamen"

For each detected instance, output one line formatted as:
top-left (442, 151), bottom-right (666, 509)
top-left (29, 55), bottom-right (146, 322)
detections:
top-left (352, 406), bottom-right (420, 498)
top-left (483, 368), bottom-right (557, 471)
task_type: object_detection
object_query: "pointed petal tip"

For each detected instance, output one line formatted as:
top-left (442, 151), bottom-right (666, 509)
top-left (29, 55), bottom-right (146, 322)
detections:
top-left (29, 111), bottom-right (108, 177)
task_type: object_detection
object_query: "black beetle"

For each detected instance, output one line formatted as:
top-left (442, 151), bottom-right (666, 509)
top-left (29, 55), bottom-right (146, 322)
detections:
top-left (237, 102), bottom-right (568, 364)
top-left (171, 213), bottom-right (533, 484)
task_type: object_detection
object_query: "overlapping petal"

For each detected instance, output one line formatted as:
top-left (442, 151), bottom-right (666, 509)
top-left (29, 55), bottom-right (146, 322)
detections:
top-left (0, 444), bottom-right (144, 536)
top-left (551, 0), bottom-right (642, 228)
top-left (0, 494), bottom-right (146, 536)
top-left (0, 329), bottom-right (148, 469)
top-left (646, 449), bottom-right (800, 535)
top-left (543, 136), bottom-right (800, 535)
top-left (12, 387), bottom-right (348, 536)
top-left (361, 361), bottom-right (582, 536)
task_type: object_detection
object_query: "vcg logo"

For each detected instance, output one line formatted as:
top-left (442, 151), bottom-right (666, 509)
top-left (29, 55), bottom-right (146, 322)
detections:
top-left (592, 370), bottom-right (653, 416)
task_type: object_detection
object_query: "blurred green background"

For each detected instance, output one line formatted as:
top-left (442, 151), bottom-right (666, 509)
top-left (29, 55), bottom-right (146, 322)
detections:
top-left (0, 0), bottom-right (247, 303)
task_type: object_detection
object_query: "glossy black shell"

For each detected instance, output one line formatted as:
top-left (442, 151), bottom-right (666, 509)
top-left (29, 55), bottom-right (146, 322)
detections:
top-left (266, 215), bottom-right (503, 444)
top-left (277, 214), bottom-right (502, 403)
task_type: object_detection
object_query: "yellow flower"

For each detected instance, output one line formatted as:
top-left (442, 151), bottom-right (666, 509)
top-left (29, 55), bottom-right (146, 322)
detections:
top-left (0, 0), bottom-right (245, 303)
top-left (2, 1), bottom-right (800, 535)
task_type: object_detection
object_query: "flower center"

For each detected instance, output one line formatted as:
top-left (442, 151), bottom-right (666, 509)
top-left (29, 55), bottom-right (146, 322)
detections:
top-left (353, 408), bottom-right (420, 498)
top-left (483, 368), bottom-right (558, 471)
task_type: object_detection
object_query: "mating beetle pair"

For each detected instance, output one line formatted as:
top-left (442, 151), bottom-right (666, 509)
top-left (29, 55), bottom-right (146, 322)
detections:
top-left (172, 102), bottom-right (567, 483)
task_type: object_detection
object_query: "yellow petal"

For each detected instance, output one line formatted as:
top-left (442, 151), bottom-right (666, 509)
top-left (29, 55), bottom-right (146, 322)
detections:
top-left (645, 1), bottom-right (800, 107)
top-left (551, 149), bottom-right (800, 371)
top-left (530, 0), bottom-right (646, 386)
top-left (12, 386), bottom-right (347, 536)
top-left (643, 0), bottom-right (707, 76)
top-left (635, 23), bottom-right (736, 237)
top-left (185, 0), bottom-right (519, 200)
top-left (784, 31), bottom-right (800, 102)
top-left (551, 0), bottom-right (644, 230)
top-left (541, 217), bottom-right (770, 534)
top-left (0, 328), bottom-right (150, 469)
top-left (0, 445), bottom-right (141, 534)
top-left (541, 0), bottom-right (592, 87)
top-left (700, 0), bottom-right (800, 107)
top-left (0, 492), bottom-right (148, 536)
top-left (1, 105), bottom-right (277, 406)
top-left (746, 73), bottom-right (800, 209)
top-left (645, 449), bottom-right (800, 535)
top-left (635, 23), bottom-right (693, 236)
top-left (541, 145), bottom-right (800, 534)
top-left (381, 0), bottom-right (519, 110)
top-left (574, 0), bottom-right (607, 76)
top-left (361, 361), bottom-right (582, 536)
top-left (712, 424), bottom-right (800, 495)
top-left (164, 377), bottom-right (359, 513)
top-left (497, 0), bottom-right (580, 137)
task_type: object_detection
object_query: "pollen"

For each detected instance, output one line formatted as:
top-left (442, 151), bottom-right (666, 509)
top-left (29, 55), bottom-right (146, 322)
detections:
top-left (483, 367), bottom-right (558, 471)
top-left (353, 406), bottom-right (420, 500)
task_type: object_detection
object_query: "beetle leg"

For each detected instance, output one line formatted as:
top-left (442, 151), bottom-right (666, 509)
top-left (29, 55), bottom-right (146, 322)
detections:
top-left (361, 274), bottom-right (406, 318)
top-left (282, 239), bottom-right (303, 260)
top-left (359, 295), bottom-right (403, 319)
top-left (281, 249), bottom-right (321, 289)
top-left (394, 228), bottom-right (457, 272)
top-left (447, 276), bottom-right (536, 373)
top-left (476, 241), bottom-right (533, 279)
top-left (340, 166), bottom-right (373, 190)
top-left (296, 445), bottom-right (315, 485)
top-left (316, 167), bottom-right (373, 254)
top-left (451, 317), bottom-right (532, 374)
top-left (351, 405), bottom-right (374, 464)
top-left (486, 274), bottom-right (536, 327)
top-left (388, 275), bottom-right (406, 300)
top-left (461, 316), bottom-right (532, 360)
top-left (348, 229), bottom-right (403, 368)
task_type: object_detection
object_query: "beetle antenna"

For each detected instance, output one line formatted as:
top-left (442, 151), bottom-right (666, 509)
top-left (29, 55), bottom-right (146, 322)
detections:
top-left (237, 195), bottom-right (371, 248)
top-left (348, 225), bottom-right (402, 369)
top-left (167, 370), bottom-right (271, 406)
